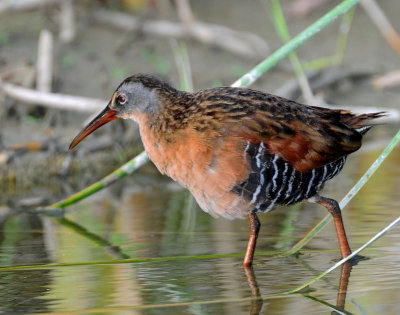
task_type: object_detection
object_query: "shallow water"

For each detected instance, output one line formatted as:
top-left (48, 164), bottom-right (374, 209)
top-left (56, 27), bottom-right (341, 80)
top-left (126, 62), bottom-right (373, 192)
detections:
top-left (0, 125), bottom-right (399, 314)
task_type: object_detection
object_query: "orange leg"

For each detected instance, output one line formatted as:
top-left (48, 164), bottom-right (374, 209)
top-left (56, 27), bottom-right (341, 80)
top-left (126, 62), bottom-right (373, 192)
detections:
top-left (243, 213), bottom-right (261, 267)
top-left (313, 195), bottom-right (352, 258)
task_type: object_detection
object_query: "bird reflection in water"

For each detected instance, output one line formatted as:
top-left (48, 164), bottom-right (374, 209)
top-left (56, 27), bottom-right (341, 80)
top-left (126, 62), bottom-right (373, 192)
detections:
top-left (242, 261), bottom-right (355, 315)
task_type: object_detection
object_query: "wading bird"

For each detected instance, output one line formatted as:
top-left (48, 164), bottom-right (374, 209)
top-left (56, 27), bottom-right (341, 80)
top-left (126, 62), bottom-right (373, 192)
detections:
top-left (70, 74), bottom-right (383, 267)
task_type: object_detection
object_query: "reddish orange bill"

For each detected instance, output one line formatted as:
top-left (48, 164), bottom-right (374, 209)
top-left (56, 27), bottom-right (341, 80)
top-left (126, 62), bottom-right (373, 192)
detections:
top-left (69, 106), bottom-right (118, 150)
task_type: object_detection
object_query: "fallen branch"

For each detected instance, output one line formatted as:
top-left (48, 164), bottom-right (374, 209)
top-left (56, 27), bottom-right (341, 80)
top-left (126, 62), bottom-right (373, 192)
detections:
top-left (36, 29), bottom-right (53, 93)
top-left (289, 0), bottom-right (330, 18)
top-left (92, 9), bottom-right (269, 59)
top-left (0, 79), bottom-right (105, 112)
top-left (360, 0), bottom-right (400, 55)
top-left (372, 70), bottom-right (400, 90)
top-left (59, 0), bottom-right (75, 43)
top-left (174, 0), bottom-right (195, 31)
top-left (0, 0), bottom-right (63, 15)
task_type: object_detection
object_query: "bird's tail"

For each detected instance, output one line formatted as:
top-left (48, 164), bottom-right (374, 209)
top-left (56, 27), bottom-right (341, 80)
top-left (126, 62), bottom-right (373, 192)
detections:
top-left (339, 111), bottom-right (386, 134)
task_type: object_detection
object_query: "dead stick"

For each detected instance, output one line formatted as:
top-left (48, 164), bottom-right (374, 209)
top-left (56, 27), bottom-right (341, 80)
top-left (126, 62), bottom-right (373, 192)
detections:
top-left (59, 0), bottom-right (75, 43)
top-left (0, 79), bottom-right (105, 112)
top-left (37, 29), bottom-right (53, 93)
top-left (0, 0), bottom-right (63, 15)
top-left (174, 0), bottom-right (195, 30)
top-left (360, 0), bottom-right (400, 55)
top-left (92, 9), bottom-right (269, 59)
top-left (372, 70), bottom-right (400, 90)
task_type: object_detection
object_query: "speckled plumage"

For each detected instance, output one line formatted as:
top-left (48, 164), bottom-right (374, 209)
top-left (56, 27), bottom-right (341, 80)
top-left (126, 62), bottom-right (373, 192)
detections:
top-left (70, 73), bottom-right (384, 266)
top-left (110, 75), bottom-right (382, 218)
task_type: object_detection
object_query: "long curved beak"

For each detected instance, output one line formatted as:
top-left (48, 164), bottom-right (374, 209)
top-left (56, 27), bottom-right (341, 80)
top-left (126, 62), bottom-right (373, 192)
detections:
top-left (69, 104), bottom-right (118, 150)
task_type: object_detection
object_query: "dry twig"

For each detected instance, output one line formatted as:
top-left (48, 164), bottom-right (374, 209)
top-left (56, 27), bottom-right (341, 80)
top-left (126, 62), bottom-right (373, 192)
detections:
top-left (174, 0), bottom-right (195, 31)
top-left (372, 70), bottom-right (400, 90)
top-left (289, 0), bottom-right (330, 17)
top-left (59, 0), bottom-right (75, 43)
top-left (92, 9), bottom-right (269, 59)
top-left (0, 79), bottom-right (105, 112)
top-left (360, 0), bottom-right (400, 55)
top-left (36, 29), bottom-right (53, 93)
top-left (0, 0), bottom-right (63, 15)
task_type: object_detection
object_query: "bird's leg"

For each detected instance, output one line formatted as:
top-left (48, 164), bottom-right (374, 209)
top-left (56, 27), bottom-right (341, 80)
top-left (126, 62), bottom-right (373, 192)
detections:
top-left (309, 195), bottom-right (352, 258)
top-left (243, 213), bottom-right (261, 267)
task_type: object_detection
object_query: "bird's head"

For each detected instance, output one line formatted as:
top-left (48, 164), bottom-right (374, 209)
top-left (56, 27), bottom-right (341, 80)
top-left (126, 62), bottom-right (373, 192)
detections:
top-left (69, 74), bottom-right (171, 150)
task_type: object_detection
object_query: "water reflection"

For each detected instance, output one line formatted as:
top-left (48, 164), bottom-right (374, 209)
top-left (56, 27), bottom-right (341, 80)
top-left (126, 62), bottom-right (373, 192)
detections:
top-left (243, 267), bottom-right (263, 315)
top-left (0, 212), bottom-right (55, 313)
top-left (242, 260), bottom-right (355, 315)
top-left (335, 262), bottom-right (352, 313)
top-left (57, 217), bottom-right (130, 259)
top-left (0, 206), bottom-right (396, 314)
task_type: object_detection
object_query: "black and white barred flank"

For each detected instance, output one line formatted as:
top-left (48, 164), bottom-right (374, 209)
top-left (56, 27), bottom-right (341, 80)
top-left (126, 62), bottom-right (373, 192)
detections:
top-left (232, 142), bottom-right (346, 214)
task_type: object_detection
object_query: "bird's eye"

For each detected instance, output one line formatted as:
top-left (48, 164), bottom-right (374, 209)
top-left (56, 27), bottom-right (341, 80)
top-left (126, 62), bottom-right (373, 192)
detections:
top-left (117, 94), bottom-right (127, 105)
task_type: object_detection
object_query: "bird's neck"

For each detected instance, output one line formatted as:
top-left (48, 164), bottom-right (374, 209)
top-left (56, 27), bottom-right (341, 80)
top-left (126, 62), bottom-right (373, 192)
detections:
top-left (144, 90), bottom-right (197, 141)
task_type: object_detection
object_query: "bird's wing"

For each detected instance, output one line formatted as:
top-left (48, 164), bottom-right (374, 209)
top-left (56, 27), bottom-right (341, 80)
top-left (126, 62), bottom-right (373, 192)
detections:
top-left (194, 87), bottom-right (381, 173)
top-left (227, 97), bottom-right (364, 173)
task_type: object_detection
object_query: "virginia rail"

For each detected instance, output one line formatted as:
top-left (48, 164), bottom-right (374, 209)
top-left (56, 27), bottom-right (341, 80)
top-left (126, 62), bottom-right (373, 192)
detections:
top-left (70, 74), bottom-right (383, 267)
